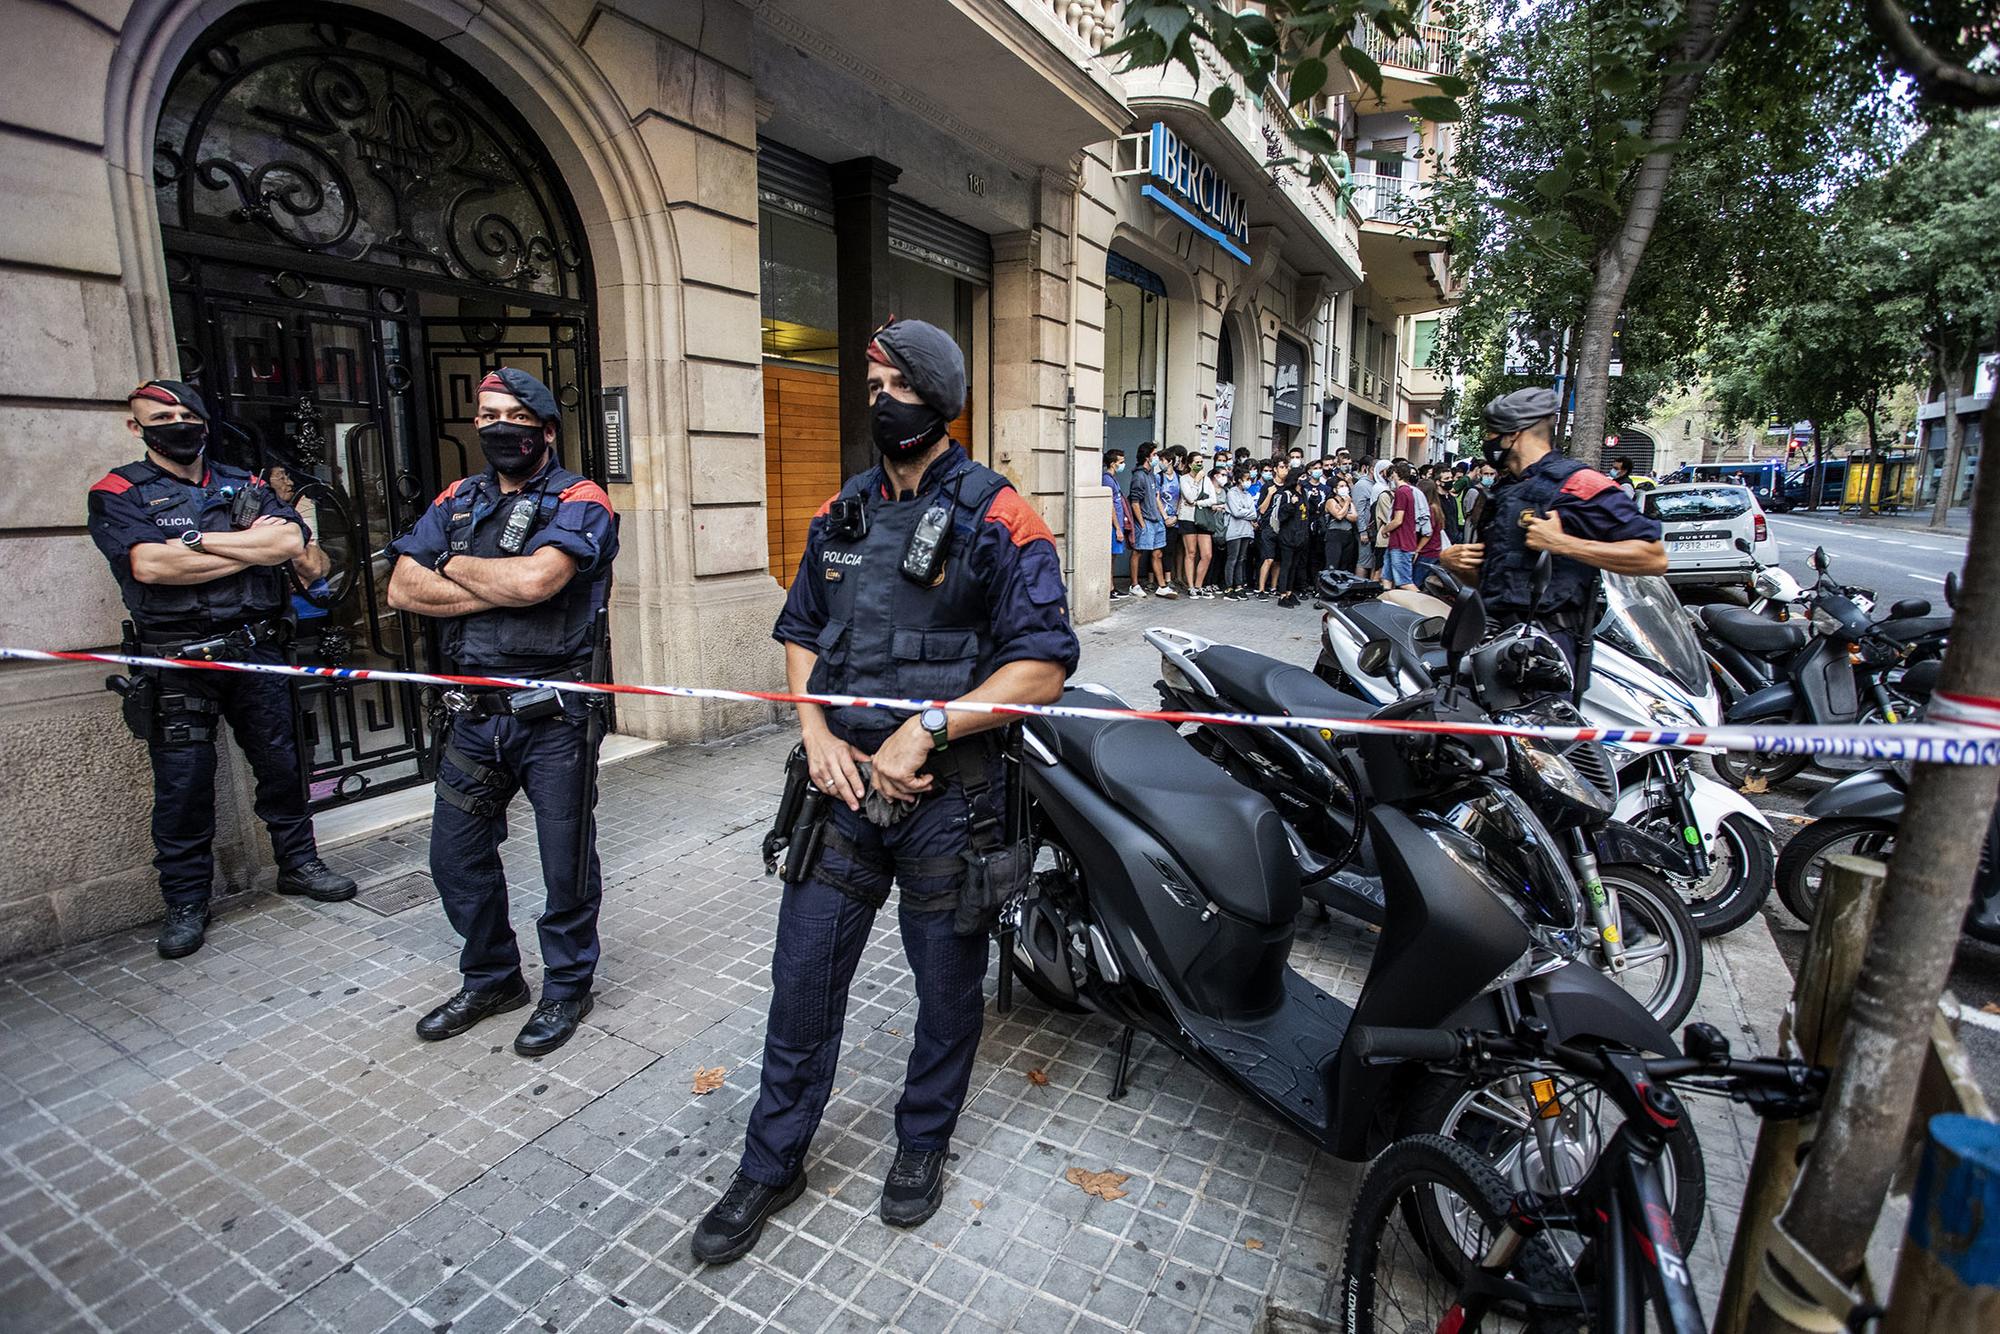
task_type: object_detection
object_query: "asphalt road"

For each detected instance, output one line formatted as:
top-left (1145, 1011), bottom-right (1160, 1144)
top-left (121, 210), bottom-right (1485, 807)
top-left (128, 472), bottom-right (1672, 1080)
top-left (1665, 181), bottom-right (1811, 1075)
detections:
top-left (1723, 511), bottom-right (2000, 1102)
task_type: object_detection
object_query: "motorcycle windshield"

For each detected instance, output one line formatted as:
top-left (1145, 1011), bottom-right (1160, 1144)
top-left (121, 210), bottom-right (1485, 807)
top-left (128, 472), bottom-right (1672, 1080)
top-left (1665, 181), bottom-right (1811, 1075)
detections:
top-left (1598, 574), bottom-right (1707, 696)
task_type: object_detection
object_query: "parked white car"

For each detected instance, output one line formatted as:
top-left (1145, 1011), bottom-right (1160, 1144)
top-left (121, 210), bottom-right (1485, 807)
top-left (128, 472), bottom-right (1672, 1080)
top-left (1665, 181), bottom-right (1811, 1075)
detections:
top-left (1641, 483), bottom-right (1777, 587)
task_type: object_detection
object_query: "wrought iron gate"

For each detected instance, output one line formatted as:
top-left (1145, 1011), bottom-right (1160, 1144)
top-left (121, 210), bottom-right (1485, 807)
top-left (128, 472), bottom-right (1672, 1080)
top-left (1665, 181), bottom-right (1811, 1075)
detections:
top-left (152, 8), bottom-right (597, 807)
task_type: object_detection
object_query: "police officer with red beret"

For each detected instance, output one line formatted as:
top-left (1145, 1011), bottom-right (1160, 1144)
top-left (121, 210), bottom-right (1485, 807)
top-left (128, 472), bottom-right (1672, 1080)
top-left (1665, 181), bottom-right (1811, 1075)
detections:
top-left (385, 368), bottom-right (619, 1058)
top-left (693, 320), bottom-right (1079, 1263)
top-left (87, 380), bottom-right (358, 960)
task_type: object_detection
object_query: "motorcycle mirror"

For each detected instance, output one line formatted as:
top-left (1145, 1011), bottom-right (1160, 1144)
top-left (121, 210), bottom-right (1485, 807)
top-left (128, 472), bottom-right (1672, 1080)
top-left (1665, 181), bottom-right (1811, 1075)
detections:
top-left (1810, 546), bottom-right (1829, 574)
top-left (1734, 537), bottom-right (1753, 554)
top-left (1357, 639), bottom-right (1393, 677)
top-left (1945, 571), bottom-right (1959, 609)
top-left (1441, 585), bottom-right (1487, 660)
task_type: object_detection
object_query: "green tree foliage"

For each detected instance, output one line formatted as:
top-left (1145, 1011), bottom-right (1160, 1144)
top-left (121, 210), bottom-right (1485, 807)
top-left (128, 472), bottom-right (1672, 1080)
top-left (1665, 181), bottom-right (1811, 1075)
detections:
top-left (1433, 0), bottom-right (1897, 455)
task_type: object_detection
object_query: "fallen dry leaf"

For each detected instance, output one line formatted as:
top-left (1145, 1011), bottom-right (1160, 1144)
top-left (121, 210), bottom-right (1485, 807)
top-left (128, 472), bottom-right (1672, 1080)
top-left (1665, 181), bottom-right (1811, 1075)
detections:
top-left (1244, 1238), bottom-right (1265, 1251)
top-left (970, 1199), bottom-right (985, 1210)
top-left (1738, 775), bottom-right (1771, 795)
top-left (1066, 1167), bottom-right (1130, 1202)
top-left (1982, 1002), bottom-right (2000, 1015)
top-left (1026, 1068), bottom-right (1051, 1087)
top-left (888, 1027), bottom-right (902, 1037)
top-left (691, 1066), bottom-right (727, 1095)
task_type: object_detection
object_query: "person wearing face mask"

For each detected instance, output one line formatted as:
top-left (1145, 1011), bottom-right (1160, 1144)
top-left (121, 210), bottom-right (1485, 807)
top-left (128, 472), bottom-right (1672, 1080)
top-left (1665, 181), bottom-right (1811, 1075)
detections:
top-left (384, 367), bottom-right (619, 1058)
top-left (1440, 388), bottom-right (1665, 686)
top-left (695, 318), bottom-right (1078, 1265)
top-left (87, 379), bottom-right (358, 960)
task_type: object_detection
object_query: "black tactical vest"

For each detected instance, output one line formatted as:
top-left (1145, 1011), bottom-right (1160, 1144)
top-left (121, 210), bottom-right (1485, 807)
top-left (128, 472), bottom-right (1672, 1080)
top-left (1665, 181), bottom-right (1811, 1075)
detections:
top-left (438, 464), bottom-right (610, 671)
top-left (104, 460), bottom-right (290, 632)
top-left (1477, 454), bottom-right (1602, 622)
top-left (805, 453), bottom-right (1010, 748)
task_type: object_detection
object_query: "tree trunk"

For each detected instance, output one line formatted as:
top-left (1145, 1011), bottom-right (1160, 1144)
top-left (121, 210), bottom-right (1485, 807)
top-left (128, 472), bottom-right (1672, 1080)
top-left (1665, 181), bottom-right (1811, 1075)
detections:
top-left (1745, 316), bottom-right (2000, 1332)
top-left (1930, 356), bottom-right (1967, 528)
top-left (1568, 0), bottom-right (1727, 458)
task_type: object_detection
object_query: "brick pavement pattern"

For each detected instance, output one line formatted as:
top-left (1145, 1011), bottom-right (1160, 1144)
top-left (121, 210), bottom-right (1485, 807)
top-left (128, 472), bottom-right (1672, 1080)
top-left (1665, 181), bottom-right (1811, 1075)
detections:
top-left (0, 594), bottom-right (1779, 1332)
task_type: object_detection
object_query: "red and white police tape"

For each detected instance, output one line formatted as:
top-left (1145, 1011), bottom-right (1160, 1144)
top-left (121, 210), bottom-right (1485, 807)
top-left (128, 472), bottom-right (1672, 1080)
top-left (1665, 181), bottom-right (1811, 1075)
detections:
top-left (6, 646), bottom-right (2000, 766)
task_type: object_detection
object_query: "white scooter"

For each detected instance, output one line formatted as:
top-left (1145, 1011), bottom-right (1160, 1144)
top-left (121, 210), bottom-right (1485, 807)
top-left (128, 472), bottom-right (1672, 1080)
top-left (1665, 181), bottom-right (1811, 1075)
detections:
top-left (1586, 575), bottom-right (1777, 936)
top-left (1314, 572), bottom-right (1777, 937)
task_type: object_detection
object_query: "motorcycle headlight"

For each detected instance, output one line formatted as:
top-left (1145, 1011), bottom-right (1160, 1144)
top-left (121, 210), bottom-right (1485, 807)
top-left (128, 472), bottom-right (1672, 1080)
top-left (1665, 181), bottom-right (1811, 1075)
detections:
top-left (1643, 695), bottom-right (1701, 729)
top-left (1510, 737), bottom-right (1615, 817)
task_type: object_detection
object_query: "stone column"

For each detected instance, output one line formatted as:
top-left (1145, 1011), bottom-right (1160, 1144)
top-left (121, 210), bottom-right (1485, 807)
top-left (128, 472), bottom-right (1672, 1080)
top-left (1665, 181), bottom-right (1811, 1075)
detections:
top-left (831, 157), bottom-right (902, 482)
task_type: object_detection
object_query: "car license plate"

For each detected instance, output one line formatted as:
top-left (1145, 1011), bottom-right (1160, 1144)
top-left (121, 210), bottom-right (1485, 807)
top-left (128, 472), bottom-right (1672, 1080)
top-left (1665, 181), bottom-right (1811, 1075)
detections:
top-left (1672, 538), bottom-right (1728, 552)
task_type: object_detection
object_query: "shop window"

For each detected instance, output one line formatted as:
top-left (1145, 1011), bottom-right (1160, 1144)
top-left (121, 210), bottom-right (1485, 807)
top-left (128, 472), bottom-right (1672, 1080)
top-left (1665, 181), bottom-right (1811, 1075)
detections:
top-left (759, 206), bottom-right (838, 366)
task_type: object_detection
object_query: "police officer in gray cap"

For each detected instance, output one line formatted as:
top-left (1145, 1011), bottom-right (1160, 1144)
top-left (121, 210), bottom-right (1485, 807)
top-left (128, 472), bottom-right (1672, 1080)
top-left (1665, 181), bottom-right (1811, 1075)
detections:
top-left (1439, 388), bottom-right (1665, 687)
top-left (693, 318), bottom-right (1079, 1264)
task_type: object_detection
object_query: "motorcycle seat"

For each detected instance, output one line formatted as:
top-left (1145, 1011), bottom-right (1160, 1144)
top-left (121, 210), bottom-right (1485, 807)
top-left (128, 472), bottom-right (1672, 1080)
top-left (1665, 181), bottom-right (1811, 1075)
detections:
top-left (1191, 644), bottom-right (1378, 722)
top-left (1700, 605), bottom-right (1809, 655)
top-left (1876, 613), bottom-right (1948, 646)
top-left (1029, 693), bottom-right (1302, 925)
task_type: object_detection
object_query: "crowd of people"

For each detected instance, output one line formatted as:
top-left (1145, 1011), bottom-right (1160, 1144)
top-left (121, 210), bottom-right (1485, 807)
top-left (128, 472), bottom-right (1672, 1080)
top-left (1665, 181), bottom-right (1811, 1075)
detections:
top-left (1102, 441), bottom-right (1499, 607)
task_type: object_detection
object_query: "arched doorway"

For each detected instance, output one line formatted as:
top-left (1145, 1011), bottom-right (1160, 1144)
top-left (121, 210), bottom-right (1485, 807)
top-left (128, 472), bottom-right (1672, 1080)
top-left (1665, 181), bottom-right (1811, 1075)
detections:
top-left (152, 6), bottom-right (599, 804)
top-left (1606, 428), bottom-right (1658, 477)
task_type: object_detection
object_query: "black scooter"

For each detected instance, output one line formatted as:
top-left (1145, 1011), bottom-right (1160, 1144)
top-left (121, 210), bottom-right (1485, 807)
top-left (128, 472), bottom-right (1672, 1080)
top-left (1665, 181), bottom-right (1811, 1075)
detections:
top-left (1704, 545), bottom-right (1937, 786)
top-left (1149, 619), bottom-right (1702, 1029)
top-left (1776, 765), bottom-right (2000, 945)
top-left (1004, 590), bottom-right (1699, 1221)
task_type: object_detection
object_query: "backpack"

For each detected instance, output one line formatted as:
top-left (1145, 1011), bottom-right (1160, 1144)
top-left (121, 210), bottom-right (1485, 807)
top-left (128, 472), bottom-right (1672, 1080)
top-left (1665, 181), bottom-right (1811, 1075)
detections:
top-left (1411, 487), bottom-right (1435, 540)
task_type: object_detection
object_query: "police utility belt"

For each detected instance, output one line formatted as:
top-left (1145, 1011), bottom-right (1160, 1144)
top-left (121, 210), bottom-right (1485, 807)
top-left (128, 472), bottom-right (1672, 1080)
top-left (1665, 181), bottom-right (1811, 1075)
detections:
top-left (104, 617), bottom-right (292, 744)
top-left (438, 663), bottom-right (594, 723)
top-left (761, 729), bottom-right (1033, 937)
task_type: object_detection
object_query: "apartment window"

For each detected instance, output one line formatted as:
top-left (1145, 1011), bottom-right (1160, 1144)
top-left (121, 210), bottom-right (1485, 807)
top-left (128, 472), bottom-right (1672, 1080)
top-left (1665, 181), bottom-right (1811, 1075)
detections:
top-left (1411, 318), bottom-right (1439, 369)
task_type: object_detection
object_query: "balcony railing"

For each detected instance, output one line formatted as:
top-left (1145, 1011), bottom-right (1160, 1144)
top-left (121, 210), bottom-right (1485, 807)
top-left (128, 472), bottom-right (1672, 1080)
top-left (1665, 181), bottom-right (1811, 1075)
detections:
top-left (1354, 21), bottom-right (1460, 78)
top-left (1348, 357), bottom-right (1391, 406)
top-left (1047, 0), bottom-right (1119, 53)
top-left (1358, 174), bottom-right (1432, 223)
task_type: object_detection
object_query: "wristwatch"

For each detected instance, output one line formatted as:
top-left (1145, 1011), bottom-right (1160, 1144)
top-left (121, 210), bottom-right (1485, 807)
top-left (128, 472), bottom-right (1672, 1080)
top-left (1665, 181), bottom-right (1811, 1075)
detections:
top-left (433, 550), bottom-right (455, 575)
top-left (920, 706), bottom-right (950, 753)
top-left (180, 529), bottom-right (205, 552)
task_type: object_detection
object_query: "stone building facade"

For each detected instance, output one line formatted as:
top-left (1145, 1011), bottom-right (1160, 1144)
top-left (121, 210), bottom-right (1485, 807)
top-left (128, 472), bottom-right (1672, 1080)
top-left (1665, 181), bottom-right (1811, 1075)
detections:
top-left (1, 0), bottom-right (1458, 958)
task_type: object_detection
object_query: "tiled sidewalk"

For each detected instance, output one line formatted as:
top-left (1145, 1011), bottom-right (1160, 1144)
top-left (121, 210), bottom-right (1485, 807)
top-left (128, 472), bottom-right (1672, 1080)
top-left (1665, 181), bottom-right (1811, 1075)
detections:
top-left (0, 595), bottom-right (1790, 1333)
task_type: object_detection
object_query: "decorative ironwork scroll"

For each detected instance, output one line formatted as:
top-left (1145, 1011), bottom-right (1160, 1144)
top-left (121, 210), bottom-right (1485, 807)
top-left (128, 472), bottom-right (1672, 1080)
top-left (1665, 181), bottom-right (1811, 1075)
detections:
top-left (154, 14), bottom-right (585, 301)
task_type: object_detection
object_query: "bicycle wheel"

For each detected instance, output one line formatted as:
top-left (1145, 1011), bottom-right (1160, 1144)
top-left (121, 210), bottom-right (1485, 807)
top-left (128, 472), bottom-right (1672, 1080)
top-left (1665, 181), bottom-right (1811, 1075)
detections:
top-left (1341, 1135), bottom-right (1582, 1334)
top-left (1402, 1064), bottom-right (1706, 1256)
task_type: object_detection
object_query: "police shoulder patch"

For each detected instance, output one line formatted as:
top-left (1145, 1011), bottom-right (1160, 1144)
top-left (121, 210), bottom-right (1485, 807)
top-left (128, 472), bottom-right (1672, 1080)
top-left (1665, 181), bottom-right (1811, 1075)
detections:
top-left (432, 478), bottom-right (466, 508)
top-left (982, 487), bottom-right (1056, 550)
top-left (89, 472), bottom-right (134, 496)
top-left (1559, 468), bottom-right (1617, 502)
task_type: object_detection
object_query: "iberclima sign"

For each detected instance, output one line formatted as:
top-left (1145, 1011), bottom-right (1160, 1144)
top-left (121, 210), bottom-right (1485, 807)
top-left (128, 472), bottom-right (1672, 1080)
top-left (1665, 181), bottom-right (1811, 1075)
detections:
top-left (1142, 123), bottom-right (1252, 265)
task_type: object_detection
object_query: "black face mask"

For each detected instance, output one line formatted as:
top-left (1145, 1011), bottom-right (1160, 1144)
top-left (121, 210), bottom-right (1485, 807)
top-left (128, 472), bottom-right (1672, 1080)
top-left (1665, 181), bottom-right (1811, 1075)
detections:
top-left (142, 420), bottom-right (208, 465)
top-left (870, 393), bottom-right (948, 460)
top-left (479, 421), bottom-right (548, 478)
top-left (1481, 432), bottom-right (1512, 469)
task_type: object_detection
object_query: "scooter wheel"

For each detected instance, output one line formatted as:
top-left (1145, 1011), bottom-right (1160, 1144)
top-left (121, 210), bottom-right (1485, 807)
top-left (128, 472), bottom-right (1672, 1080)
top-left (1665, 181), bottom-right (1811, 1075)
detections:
top-left (1682, 813), bottom-right (1776, 938)
top-left (1003, 951), bottom-right (1088, 1014)
top-left (1712, 748), bottom-right (1810, 790)
top-left (1774, 817), bottom-right (1896, 926)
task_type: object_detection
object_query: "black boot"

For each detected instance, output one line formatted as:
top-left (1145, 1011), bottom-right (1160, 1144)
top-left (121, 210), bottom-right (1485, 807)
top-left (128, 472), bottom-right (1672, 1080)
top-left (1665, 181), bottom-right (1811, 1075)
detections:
top-left (414, 979), bottom-right (532, 1041)
top-left (513, 994), bottom-right (595, 1057)
top-left (275, 857), bottom-right (358, 902)
top-left (156, 903), bottom-right (210, 959)
top-left (880, 1148), bottom-right (947, 1228)
top-left (692, 1171), bottom-right (808, 1265)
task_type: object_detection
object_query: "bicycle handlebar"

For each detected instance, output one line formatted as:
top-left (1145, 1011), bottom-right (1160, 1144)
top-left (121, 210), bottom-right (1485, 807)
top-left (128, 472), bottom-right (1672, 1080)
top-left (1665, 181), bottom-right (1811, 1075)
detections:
top-left (1350, 1023), bottom-right (1823, 1104)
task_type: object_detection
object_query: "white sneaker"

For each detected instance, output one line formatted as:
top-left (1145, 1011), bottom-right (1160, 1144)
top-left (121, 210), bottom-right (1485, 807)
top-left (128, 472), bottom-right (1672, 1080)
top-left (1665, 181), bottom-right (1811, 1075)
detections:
top-left (1156, 586), bottom-right (1180, 599)
top-left (1132, 584), bottom-right (1149, 597)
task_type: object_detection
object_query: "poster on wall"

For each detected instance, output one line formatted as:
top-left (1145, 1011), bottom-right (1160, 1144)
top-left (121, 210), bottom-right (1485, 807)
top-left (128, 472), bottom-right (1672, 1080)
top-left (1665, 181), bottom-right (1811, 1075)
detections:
top-left (1273, 338), bottom-right (1305, 427)
top-left (1212, 381), bottom-right (1235, 449)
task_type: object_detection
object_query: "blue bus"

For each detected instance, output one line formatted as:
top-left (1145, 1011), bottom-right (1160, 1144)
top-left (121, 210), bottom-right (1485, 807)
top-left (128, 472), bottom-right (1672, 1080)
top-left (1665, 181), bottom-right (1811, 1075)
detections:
top-left (1778, 459), bottom-right (1848, 510)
